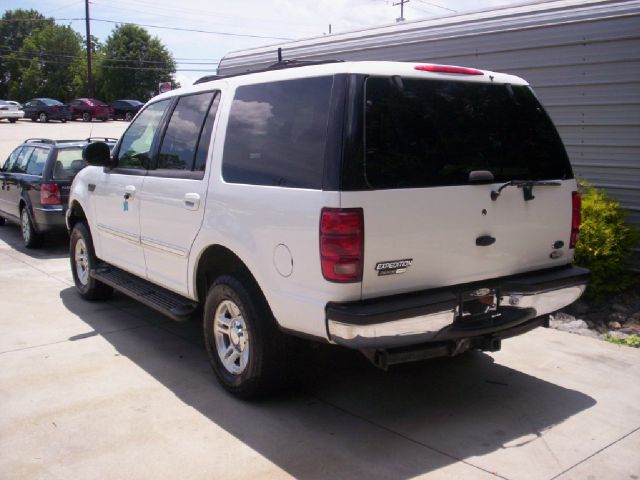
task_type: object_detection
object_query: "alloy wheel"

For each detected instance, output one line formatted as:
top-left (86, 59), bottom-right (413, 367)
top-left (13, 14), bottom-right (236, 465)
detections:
top-left (213, 300), bottom-right (250, 375)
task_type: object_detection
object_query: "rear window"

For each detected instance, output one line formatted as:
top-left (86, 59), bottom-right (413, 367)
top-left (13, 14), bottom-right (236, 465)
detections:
top-left (53, 148), bottom-right (86, 179)
top-left (345, 77), bottom-right (572, 190)
top-left (221, 76), bottom-right (333, 189)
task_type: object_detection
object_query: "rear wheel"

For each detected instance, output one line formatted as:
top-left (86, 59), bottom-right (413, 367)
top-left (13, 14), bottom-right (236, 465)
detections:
top-left (39, 112), bottom-right (48, 123)
top-left (0, 216), bottom-right (5, 226)
top-left (9, 118), bottom-right (17, 123)
top-left (203, 274), bottom-right (291, 399)
top-left (70, 222), bottom-right (113, 300)
top-left (61, 118), bottom-right (67, 123)
top-left (20, 207), bottom-right (42, 248)
top-left (82, 112), bottom-right (91, 122)
top-left (30, 117), bottom-right (37, 122)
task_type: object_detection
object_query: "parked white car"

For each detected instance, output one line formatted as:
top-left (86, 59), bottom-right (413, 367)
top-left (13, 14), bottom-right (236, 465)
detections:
top-left (0, 100), bottom-right (24, 123)
top-left (67, 60), bottom-right (590, 398)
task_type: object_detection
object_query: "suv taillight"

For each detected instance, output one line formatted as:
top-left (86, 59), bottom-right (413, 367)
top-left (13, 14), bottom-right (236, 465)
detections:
top-left (40, 183), bottom-right (61, 205)
top-left (320, 208), bottom-right (364, 282)
top-left (570, 191), bottom-right (581, 248)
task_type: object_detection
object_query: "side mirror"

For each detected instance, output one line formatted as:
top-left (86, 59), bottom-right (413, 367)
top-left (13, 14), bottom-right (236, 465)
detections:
top-left (83, 142), bottom-right (113, 167)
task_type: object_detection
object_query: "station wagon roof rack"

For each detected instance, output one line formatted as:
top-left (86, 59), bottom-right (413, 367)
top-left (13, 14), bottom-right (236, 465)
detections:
top-left (87, 137), bottom-right (118, 143)
top-left (193, 58), bottom-right (344, 85)
top-left (24, 138), bottom-right (56, 144)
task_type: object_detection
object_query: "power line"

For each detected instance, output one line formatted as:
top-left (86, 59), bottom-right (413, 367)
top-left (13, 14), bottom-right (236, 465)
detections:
top-left (0, 17), bottom-right (293, 40)
top-left (414, 0), bottom-right (458, 13)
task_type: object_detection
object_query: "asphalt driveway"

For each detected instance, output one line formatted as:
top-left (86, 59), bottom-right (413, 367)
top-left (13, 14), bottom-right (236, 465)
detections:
top-left (1, 224), bottom-right (639, 480)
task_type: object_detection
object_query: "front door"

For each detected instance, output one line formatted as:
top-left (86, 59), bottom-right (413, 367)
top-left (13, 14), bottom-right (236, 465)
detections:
top-left (0, 146), bottom-right (34, 220)
top-left (140, 91), bottom-right (220, 296)
top-left (91, 99), bottom-right (171, 277)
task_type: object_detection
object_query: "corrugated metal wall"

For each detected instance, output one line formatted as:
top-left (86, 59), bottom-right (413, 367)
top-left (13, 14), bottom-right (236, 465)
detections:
top-left (218, 0), bottom-right (640, 265)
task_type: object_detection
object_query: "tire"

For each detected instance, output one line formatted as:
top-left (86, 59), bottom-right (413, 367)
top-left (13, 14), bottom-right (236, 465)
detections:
top-left (82, 112), bottom-right (91, 122)
top-left (124, 112), bottom-right (133, 121)
top-left (61, 118), bottom-right (67, 123)
top-left (39, 112), bottom-right (48, 123)
top-left (0, 216), bottom-right (5, 226)
top-left (203, 274), bottom-right (291, 399)
top-left (30, 117), bottom-right (37, 122)
top-left (9, 118), bottom-right (17, 123)
top-left (70, 222), bottom-right (113, 301)
top-left (20, 207), bottom-right (42, 248)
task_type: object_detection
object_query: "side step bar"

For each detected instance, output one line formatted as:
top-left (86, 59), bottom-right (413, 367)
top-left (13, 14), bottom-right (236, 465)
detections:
top-left (91, 264), bottom-right (198, 321)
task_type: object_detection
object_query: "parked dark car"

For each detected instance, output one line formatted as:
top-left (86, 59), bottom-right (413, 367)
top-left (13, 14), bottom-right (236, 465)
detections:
top-left (0, 137), bottom-right (117, 247)
top-left (110, 99), bottom-right (143, 121)
top-left (69, 98), bottom-right (112, 122)
top-left (22, 98), bottom-right (71, 123)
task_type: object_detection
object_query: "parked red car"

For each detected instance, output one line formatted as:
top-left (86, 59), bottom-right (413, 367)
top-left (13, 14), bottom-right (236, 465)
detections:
top-left (68, 98), bottom-right (112, 122)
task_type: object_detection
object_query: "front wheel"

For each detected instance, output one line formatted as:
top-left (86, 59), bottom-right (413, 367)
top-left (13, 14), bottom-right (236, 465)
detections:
top-left (9, 118), bottom-right (17, 123)
top-left (39, 112), bottom-right (48, 123)
top-left (82, 112), bottom-right (91, 122)
top-left (124, 112), bottom-right (133, 121)
top-left (61, 118), bottom-right (67, 123)
top-left (21, 207), bottom-right (42, 248)
top-left (203, 275), bottom-right (291, 399)
top-left (70, 222), bottom-right (113, 300)
top-left (0, 216), bottom-right (5, 226)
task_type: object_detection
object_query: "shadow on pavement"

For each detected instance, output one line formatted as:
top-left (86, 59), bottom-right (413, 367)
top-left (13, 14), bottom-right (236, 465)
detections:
top-left (60, 287), bottom-right (596, 479)
top-left (0, 223), bottom-right (68, 259)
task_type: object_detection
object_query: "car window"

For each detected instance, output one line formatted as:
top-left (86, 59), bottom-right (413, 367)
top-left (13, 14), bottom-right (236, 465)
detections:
top-left (53, 148), bottom-right (86, 179)
top-left (222, 76), bottom-right (333, 189)
top-left (347, 77), bottom-right (573, 190)
top-left (194, 94), bottom-right (220, 172)
top-left (25, 147), bottom-right (49, 176)
top-left (11, 146), bottom-right (34, 173)
top-left (157, 91), bottom-right (216, 173)
top-left (2, 147), bottom-right (22, 171)
top-left (117, 99), bottom-right (171, 170)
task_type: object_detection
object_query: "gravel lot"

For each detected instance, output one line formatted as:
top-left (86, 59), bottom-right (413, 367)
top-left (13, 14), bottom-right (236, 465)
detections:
top-left (1, 119), bottom-right (640, 479)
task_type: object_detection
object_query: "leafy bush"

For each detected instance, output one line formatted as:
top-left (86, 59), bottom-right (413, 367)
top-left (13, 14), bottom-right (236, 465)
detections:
top-left (573, 182), bottom-right (639, 302)
top-left (605, 334), bottom-right (640, 348)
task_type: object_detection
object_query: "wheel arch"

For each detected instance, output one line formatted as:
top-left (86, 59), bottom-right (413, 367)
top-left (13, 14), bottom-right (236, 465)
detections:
top-left (67, 200), bottom-right (88, 231)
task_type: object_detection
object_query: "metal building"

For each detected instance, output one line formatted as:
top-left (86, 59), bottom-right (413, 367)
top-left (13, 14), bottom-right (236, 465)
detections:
top-left (218, 0), bottom-right (640, 264)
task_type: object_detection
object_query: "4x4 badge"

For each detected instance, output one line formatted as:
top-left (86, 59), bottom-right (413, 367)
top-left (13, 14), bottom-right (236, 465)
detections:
top-left (375, 259), bottom-right (413, 276)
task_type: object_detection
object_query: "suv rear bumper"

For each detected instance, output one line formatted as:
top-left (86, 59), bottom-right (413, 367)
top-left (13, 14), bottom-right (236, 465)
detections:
top-left (326, 265), bottom-right (590, 349)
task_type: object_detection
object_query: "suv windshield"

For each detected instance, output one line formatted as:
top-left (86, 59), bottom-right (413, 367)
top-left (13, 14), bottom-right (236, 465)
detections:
top-left (345, 76), bottom-right (572, 190)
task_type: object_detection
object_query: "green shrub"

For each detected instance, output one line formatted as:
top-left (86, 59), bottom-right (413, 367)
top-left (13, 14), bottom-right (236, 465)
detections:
top-left (573, 182), bottom-right (639, 302)
top-left (605, 334), bottom-right (640, 348)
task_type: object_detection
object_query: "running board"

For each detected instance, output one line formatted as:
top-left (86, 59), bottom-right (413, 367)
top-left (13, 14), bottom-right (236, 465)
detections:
top-left (91, 264), bottom-right (198, 321)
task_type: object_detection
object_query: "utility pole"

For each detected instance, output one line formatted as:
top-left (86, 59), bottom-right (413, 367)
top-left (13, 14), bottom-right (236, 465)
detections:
top-left (85, 0), bottom-right (94, 97)
top-left (393, 0), bottom-right (409, 22)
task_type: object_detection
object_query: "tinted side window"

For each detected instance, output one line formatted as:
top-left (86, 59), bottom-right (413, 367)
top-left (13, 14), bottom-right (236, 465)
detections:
top-left (11, 147), bottom-right (34, 173)
top-left (53, 148), bottom-right (86, 179)
top-left (356, 77), bottom-right (572, 190)
top-left (3, 147), bottom-right (22, 171)
top-left (222, 76), bottom-right (333, 189)
top-left (117, 99), bottom-right (170, 170)
top-left (157, 91), bottom-right (216, 173)
top-left (194, 94), bottom-right (220, 172)
top-left (26, 147), bottom-right (49, 176)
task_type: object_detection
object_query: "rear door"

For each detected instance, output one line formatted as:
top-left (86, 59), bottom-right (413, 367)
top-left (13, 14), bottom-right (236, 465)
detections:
top-left (139, 90), bottom-right (220, 295)
top-left (91, 99), bottom-right (171, 277)
top-left (340, 75), bottom-right (576, 298)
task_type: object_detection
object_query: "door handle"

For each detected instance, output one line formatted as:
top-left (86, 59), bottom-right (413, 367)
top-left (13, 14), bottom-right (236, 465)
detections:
top-left (183, 193), bottom-right (200, 210)
top-left (123, 185), bottom-right (136, 200)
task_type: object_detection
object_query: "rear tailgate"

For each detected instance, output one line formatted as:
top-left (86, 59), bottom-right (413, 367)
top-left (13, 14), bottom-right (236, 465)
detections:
top-left (341, 73), bottom-right (576, 299)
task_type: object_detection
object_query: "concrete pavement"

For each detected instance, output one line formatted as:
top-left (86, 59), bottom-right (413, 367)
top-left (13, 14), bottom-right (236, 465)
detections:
top-left (1, 216), bottom-right (639, 479)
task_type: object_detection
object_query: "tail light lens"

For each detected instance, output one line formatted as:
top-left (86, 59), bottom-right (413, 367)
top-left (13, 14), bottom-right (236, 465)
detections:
top-left (51, 106), bottom-right (59, 112)
top-left (320, 208), bottom-right (364, 282)
top-left (415, 65), bottom-right (483, 75)
top-left (40, 183), bottom-right (61, 205)
top-left (570, 191), bottom-right (581, 248)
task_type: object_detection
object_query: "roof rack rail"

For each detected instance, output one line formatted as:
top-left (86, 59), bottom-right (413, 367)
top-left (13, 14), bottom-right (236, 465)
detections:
top-left (24, 138), bottom-right (56, 144)
top-left (86, 137), bottom-right (118, 143)
top-left (193, 58), bottom-right (344, 85)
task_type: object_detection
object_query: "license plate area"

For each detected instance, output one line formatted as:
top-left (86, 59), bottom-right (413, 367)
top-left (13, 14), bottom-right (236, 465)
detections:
top-left (456, 288), bottom-right (500, 324)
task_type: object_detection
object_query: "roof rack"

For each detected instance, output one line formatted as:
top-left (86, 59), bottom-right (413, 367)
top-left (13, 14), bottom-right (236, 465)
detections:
top-left (193, 58), bottom-right (344, 85)
top-left (24, 138), bottom-right (56, 144)
top-left (86, 137), bottom-right (118, 143)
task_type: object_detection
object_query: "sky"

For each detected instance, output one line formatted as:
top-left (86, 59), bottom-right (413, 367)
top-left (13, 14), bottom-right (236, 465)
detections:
top-left (3, 0), bottom-right (526, 86)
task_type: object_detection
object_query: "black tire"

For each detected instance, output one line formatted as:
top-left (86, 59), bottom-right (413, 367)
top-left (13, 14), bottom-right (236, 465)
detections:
top-left (70, 222), bottom-right (113, 301)
top-left (39, 112), bottom-right (48, 123)
top-left (61, 118), bottom-right (67, 123)
top-left (0, 216), bottom-right (5, 226)
top-left (203, 274), bottom-right (291, 399)
top-left (9, 118), bottom-right (17, 123)
top-left (82, 112), bottom-right (91, 122)
top-left (30, 117), bottom-right (37, 122)
top-left (20, 206), bottom-right (42, 248)
top-left (124, 112), bottom-right (133, 121)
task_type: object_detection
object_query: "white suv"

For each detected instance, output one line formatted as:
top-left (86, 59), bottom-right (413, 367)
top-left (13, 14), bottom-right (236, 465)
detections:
top-left (67, 61), bottom-right (590, 398)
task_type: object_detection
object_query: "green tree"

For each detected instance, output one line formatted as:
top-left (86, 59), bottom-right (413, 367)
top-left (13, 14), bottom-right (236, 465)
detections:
top-left (98, 24), bottom-right (175, 102)
top-left (0, 9), bottom-right (53, 98)
top-left (7, 23), bottom-right (85, 101)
